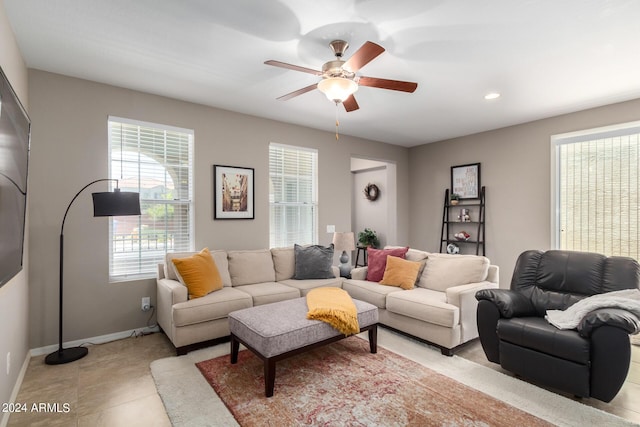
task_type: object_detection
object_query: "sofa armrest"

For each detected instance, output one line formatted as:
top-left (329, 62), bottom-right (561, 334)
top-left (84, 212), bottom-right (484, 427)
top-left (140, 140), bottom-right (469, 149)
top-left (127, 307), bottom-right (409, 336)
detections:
top-left (446, 281), bottom-right (498, 308)
top-left (475, 288), bottom-right (536, 318)
top-left (350, 267), bottom-right (368, 280)
top-left (157, 278), bottom-right (187, 304)
top-left (578, 308), bottom-right (640, 337)
top-left (487, 265), bottom-right (499, 286)
top-left (447, 281), bottom-right (499, 343)
top-left (157, 278), bottom-right (188, 332)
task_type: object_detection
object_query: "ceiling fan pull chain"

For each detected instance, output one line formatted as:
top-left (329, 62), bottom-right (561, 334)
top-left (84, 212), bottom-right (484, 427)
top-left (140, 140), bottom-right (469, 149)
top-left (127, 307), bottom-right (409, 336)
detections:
top-left (335, 101), bottom-right (340, 140)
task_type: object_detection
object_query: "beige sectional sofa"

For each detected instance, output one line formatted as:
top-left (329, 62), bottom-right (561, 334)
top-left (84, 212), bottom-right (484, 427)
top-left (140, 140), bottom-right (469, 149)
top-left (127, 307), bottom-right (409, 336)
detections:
top-left (157, 246), bottom-right (498, 356)
top-left (343, 247), bottom-right (498, 355)
top-left (157, 247), bottom-right (342, 354)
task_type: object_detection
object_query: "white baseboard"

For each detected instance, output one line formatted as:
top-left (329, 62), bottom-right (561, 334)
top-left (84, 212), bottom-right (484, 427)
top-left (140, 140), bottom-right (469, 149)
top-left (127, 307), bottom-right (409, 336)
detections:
top-left (30, 325), bottom-right (160, 357)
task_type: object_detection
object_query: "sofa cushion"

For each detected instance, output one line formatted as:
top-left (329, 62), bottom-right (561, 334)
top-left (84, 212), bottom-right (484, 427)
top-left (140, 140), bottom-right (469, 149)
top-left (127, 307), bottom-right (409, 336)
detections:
top-left (341, 279), bottom-right (403, 308)
top-left (294, 244), bottom-right (335, 279)
top-left (366, 247), bottom-right (409, 282)
top-left (171, 248), bottom-right (223, 299)
top-left (419, 254), bottom-right (490, 292)
top-left (379, 256), bottom-right (422, 290)
top-left (234, 282), bottom-right (300, 306)
top-left (228, 250), bottom-right (276, 286)
top-left (271, 247), bottom-right (295, 281)
top-left (279, 278), bottom-right (343, 296)
top-left (172, 287), bottom-right (253, 327)
top-left (386, 288), bottom-right (460, 328)
top-left (497, 317), bottom-right (590, 364)
top-left (165, 249), bottom-right (231, 287)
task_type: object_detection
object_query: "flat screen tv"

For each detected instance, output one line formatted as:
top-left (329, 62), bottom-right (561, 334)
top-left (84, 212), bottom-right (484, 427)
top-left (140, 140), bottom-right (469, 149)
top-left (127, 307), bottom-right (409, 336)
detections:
top-left (0, 66), bottom-right (30, 288)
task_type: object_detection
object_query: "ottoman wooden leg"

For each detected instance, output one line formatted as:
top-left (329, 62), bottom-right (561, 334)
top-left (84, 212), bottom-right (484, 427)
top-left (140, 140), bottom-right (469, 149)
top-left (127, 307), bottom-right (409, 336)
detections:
top-left (264, 358), bottom-right (276, 397)
top-left (230, 334), bottom-right (240, 364)
top-left (369, 324), bottom-right (378, 354)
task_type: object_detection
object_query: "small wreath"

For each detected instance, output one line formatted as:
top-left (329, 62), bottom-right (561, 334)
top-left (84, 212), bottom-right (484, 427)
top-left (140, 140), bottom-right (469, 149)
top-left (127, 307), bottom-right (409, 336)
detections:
top-left (363, 183), bottom-right (380, 201)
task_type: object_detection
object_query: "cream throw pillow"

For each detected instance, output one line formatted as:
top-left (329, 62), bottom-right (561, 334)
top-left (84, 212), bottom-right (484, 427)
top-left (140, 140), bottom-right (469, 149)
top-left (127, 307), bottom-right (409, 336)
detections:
top-left (419, 254), bottom-right (490, 292)
top-left (271, 247), bottom-right (295, 281)
top-left (227, 249), bottom-right (276, 285)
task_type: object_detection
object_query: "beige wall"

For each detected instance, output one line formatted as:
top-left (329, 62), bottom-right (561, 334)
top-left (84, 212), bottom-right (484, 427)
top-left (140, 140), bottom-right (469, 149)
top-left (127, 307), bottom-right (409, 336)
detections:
top-left (408, 97), bottom-right (640, 286)
top-left (27, 70), bottom-right (410, 348)
top-left (0, 0), bottom-right (29, 415)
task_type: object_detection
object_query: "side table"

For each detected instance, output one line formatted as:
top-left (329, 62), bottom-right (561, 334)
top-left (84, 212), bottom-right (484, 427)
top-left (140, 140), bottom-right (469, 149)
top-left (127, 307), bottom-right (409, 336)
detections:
top-left (355, 246), bottom-right (368, 267)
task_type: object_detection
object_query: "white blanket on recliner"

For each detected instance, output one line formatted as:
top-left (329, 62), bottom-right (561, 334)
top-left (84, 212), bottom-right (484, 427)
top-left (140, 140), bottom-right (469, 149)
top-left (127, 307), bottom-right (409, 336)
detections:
top-left (545, 289), bottom-right (640, 330)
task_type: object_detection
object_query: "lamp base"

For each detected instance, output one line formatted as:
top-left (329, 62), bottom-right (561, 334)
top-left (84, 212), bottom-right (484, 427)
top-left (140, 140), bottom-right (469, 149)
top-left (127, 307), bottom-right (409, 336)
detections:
top-left (339, 250), bottom-right (352, 278)
top-left (45, 346), bottom-right (88, 365)
top-left (339, 264), bottom-right (352, 278)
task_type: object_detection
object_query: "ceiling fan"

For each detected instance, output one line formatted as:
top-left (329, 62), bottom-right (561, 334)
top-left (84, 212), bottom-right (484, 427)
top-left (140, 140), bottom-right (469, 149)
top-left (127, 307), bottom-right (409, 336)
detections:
top-left (265, 40), bottom-right (418, 112)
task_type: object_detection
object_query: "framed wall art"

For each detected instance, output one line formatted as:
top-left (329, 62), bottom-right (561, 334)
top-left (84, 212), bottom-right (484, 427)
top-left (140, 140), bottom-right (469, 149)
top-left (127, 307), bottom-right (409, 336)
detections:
top-left (451, 163), bottom-right (481, 199)
top-left (213, 165), bottom-right (254, 219)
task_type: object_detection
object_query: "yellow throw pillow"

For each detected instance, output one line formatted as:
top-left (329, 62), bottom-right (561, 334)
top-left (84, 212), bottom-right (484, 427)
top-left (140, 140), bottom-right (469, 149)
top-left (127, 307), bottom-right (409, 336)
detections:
top-left (380, 255), bottom-right (422, 290)
top-left (172, 248), bottom-right (223, 299)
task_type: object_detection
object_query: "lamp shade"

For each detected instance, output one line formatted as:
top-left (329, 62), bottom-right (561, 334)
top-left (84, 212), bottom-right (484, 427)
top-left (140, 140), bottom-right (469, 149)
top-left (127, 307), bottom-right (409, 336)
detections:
top-left (332, 231), bottom-right (356, 252)
top-left (92, 190), bottom-right (141, 217)
top-left (317, 77), bottom-right (358, 102)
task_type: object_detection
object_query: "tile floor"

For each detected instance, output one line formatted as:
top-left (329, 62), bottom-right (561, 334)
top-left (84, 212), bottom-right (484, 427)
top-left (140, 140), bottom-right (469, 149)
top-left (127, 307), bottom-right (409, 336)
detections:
top-left (6, 330), bottom-right (640, 426)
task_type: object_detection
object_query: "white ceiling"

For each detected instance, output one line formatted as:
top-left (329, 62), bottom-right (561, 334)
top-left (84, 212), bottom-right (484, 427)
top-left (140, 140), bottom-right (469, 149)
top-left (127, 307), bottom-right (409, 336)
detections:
top-left (5, 0), bottom-right (640, 147)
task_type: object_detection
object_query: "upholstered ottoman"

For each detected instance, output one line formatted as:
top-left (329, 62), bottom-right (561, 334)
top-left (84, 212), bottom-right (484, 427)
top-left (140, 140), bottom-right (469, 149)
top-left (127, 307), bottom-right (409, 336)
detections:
top-left (228, 297), bottom-right (378, 397)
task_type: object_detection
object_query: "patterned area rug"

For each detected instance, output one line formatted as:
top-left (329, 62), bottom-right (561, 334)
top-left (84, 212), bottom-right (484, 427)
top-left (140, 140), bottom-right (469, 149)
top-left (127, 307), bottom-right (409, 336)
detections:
top-left (196, 336), bottom-right (551, 426)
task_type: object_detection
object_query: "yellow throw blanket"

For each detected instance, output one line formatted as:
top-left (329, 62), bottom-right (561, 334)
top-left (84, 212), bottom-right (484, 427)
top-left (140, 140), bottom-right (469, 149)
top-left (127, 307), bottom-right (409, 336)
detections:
top-left (306, 287), bottom-right (359, 336)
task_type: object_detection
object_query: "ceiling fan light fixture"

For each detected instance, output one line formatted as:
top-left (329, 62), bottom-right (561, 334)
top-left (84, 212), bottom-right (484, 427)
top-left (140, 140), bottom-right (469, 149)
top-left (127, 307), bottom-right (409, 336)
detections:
top-left (317, 77), bottom-right (358, 103)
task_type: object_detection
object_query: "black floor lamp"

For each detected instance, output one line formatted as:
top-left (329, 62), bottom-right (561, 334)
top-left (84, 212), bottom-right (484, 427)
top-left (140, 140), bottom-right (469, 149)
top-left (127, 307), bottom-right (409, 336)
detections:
top-left (45, 179), bottom-right (140, 365)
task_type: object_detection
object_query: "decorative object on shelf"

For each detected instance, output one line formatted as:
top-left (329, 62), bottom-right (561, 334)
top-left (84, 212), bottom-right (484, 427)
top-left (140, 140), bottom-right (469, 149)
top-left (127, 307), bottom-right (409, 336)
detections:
top-left (357, 228), bottom-right (379, 248)
top-left (451, 163), bottom-right (481, 199)
top-left (454, 231), bottom-right (471, 241)
top-left (213, 165), bottom-right (254, 220)
top-left (450, 192), bottom-right (460, 205)
top-left (46, 179), bottom-right (141, 365)
top-left (363, 183), bottom-right (380, 201)
top-left (458, 208), bottom-right (470, 222)
top-left (446, 243), bottom-right (460, 254)
top-left (332, 231), bottom-right (356, 278)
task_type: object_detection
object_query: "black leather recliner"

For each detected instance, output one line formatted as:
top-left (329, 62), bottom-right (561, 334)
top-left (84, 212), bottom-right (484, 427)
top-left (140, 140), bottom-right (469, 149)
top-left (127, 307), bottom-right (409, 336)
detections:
top-left (476, 249), bottom-right (640, 402)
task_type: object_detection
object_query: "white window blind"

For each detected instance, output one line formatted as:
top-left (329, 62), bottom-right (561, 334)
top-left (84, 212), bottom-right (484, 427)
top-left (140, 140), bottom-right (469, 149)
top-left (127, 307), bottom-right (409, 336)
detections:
top-left (108, 117), bottom-right (194, 281)
top-left (554, 122), bottom-right (640, 259)
top-left (269, 143), bottom-right (318, 248)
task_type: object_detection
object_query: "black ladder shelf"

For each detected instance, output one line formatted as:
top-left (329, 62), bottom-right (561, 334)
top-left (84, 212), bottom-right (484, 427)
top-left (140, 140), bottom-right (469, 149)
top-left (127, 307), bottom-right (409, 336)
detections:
top-left (439, 186), bottom-right (486, 256)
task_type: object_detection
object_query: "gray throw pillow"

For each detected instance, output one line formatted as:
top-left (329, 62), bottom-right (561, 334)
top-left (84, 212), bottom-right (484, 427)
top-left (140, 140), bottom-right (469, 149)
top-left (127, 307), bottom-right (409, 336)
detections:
top-left (294, 244), bottom-right (335, 279)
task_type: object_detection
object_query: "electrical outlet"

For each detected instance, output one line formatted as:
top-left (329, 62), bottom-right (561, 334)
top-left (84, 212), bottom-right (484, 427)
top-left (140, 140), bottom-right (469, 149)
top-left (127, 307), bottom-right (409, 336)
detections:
top-left (6, 352), bottom-right (10, 375)
top-left (141, 297), bottom-right (151, 312)
top-left (326, 225), bottom-right (335, 233)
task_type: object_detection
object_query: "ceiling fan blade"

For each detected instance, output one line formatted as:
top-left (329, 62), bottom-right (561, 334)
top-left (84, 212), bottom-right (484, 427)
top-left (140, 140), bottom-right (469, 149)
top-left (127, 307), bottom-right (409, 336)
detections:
top-left (343, 41), bottom-right (385, 73)
top-left (358, 76), bottom-right (418, 93)
top-left (343, 95), bottom-right (359, 112)
top-left (264, 60), bottom-right (322, 76)
top-left (276, 84), bottom-right (318, 101)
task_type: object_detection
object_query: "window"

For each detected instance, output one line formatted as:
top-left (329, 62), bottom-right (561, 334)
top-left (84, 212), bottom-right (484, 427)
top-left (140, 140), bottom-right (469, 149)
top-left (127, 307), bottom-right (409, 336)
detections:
top-left (108, 117), bottom-right (193, 281)
top-left (269, 143), bottom-right (318, 248)
top-left (553, 121), bottom-right (640, 259)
